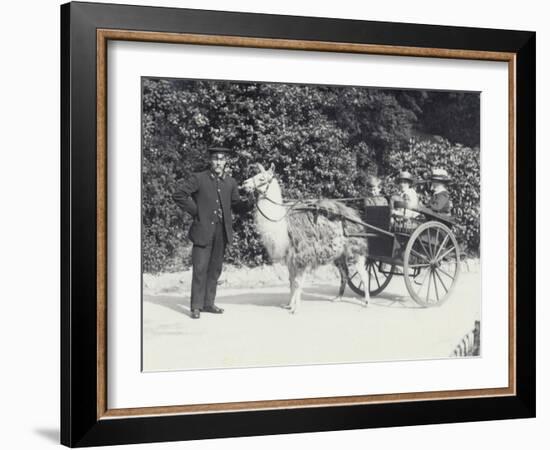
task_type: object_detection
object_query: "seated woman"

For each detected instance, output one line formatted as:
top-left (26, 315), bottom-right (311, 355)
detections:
top-left (391, 171), bottom-right (419, 231)
top-left (428, 168), bottom-right (452, 215)
top-left (395, 171), bottom-right (419, 216)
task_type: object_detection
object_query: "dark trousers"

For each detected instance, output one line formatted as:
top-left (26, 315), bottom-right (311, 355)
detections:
top-left (190, 222), bottom-right (227, 310)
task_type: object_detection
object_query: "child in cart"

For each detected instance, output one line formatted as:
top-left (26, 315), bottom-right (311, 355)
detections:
top-left (364, 175), bottom-right (388, 206)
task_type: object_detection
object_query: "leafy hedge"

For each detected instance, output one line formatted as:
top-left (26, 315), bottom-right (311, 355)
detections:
top-left (142, 78), bottom-right (480, 272)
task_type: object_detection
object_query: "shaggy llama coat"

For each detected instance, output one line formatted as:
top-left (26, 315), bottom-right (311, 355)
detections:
top-left (242, 163), bottom-right (369, 313)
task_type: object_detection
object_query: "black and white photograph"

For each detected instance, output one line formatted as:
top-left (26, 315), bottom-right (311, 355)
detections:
top-left (141, 77), bottom-right (481, 371)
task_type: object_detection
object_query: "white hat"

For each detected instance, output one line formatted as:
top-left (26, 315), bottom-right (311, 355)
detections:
top-left (431, 168), bottom-right (451, 182)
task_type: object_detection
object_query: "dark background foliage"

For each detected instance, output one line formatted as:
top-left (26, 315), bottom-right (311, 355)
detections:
top-left (142, 78), bottom-right (480, 273)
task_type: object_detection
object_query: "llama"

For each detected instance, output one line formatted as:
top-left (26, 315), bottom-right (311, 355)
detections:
top-left (242, 163), bottom-right (369, 313)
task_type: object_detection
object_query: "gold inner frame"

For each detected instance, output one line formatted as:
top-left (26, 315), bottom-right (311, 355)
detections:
top-left (96, 29), bottom-right (517, 420)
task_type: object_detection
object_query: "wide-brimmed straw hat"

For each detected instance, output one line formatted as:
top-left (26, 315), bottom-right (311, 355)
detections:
top-left (430, 168), bottom-right (451, 182)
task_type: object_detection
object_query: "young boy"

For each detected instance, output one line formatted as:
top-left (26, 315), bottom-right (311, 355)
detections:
top-left (364, 175), bottom-right (388, 206)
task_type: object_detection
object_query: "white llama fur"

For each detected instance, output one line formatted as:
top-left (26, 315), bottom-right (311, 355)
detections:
top-left (242, 163), bottom-right (369, 314)
top-left (252, 174), bottom-right (290, 261)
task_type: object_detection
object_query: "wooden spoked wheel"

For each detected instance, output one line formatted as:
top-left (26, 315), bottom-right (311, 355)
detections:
top-left (403, 221), bottom-right (460, 307)
top-left (348, 258), bottom-right (395, 297)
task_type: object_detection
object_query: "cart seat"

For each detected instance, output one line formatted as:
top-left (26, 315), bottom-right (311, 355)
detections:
top-left (362, 201), bottom-right (391, 232)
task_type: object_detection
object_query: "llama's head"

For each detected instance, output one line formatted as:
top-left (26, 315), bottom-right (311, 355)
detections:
top-left (242, 162), bottom-right (275, 195)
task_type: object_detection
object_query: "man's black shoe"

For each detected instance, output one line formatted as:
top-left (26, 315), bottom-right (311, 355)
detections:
top-left (201, 305), bottom-right (224, 314)
top-left (191, 309), bottom-right (201, 319)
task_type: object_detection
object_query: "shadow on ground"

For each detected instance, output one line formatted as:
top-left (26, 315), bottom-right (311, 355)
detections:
top-left (145, 295), bottom-right (192, 317)
top-left (144, 283), bottom-right (419, 311)
top-left (34, 428), bottom-right (59, 444)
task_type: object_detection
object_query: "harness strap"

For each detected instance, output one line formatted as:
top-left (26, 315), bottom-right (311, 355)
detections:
top-left (255, 201), bottom-right (291, 223)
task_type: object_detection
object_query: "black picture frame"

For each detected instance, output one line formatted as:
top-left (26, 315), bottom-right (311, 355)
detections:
top-left (61, 1), bottom-right (535, 447)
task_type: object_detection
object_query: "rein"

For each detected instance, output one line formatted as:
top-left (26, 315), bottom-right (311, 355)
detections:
top-left (255, 201), bottom-right (291, 223)
top-left (249, 172), bottom-right (364, 223)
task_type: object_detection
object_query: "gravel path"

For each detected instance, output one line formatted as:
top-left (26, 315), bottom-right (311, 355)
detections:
top-left (142, 262), bottom-right (480, 372)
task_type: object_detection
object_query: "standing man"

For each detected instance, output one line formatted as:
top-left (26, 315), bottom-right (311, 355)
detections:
top-left (172, 146), bottom-right (243, 319)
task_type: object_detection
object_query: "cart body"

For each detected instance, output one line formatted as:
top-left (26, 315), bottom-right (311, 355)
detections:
top-left (345, 200), bottom-right (462, 307)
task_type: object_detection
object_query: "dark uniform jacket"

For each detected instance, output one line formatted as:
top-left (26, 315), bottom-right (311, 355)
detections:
top-left (173, 170), bottom-right (241, 246)
top-left (429, 189), bottom-right (451, 214)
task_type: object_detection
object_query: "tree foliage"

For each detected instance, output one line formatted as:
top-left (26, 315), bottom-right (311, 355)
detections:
top-left (418, 92), bottom-right (480, 148)
top-left (142, 78), bottom-right (480, 272)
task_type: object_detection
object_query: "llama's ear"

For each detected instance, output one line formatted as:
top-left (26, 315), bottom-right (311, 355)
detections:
top-left (257, 163), bottom-right (266, 173)
top-left (269, 162), bottom-right (275, 173)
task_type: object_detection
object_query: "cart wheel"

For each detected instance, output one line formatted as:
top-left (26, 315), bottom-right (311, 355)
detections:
top-left (348, 259), bottom-right (395, 297)
top-left (403, 221), bottom-right (460, 307)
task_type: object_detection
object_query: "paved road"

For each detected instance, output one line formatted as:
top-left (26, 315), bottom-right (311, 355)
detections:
top-left (142, 267), bottom-right (480, 372)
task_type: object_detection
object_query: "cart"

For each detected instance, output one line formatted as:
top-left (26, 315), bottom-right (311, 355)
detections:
top-left (343, 199), bottom-right (462, 307)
